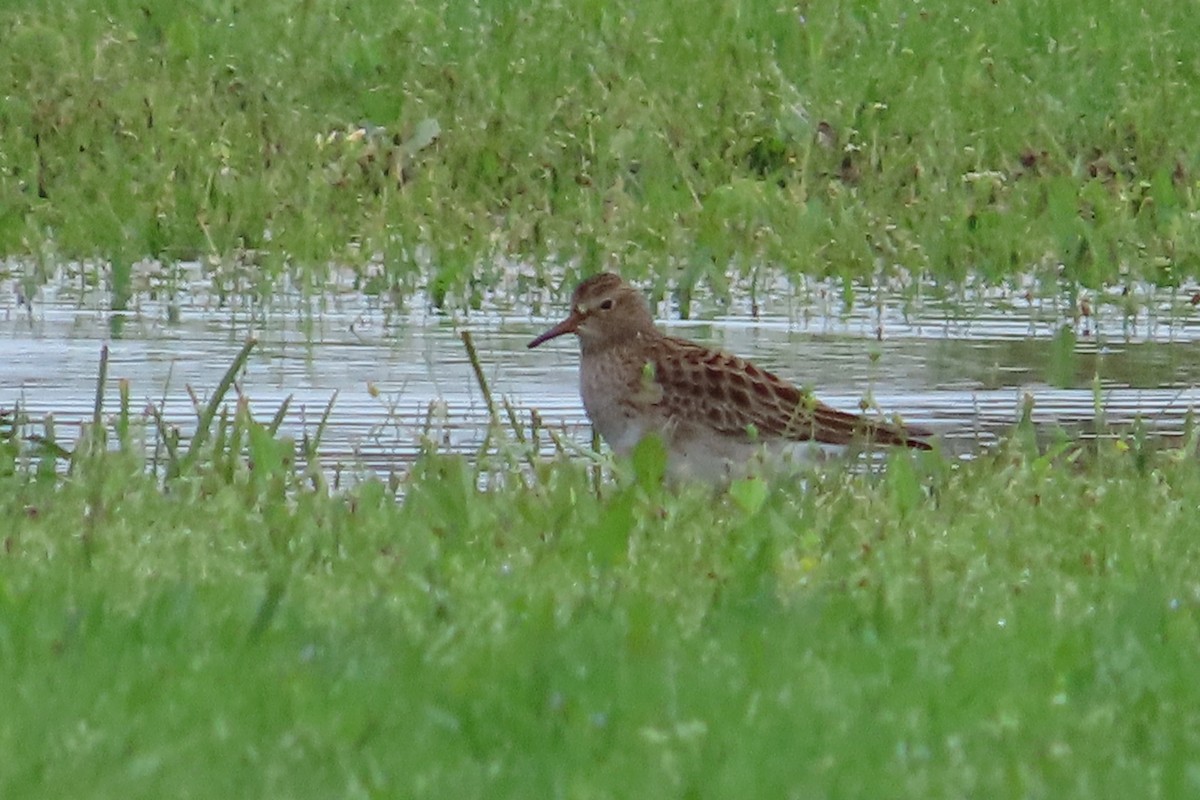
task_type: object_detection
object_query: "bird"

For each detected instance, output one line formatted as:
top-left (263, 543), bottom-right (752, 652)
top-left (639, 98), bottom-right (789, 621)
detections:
top-left (528, 272), bottom-right (932, 481)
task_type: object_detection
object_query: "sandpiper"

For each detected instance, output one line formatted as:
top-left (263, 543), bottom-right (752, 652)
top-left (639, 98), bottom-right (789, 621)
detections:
top-left (528, 273), bottom-right (932, 481)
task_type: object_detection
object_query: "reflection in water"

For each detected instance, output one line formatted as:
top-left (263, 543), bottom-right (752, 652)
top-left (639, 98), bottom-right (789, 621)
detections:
top-left (3, 265), bottom-right (1200, 478)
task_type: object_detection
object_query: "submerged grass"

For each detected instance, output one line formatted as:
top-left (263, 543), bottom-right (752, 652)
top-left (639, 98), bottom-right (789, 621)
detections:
top-left (3, 356), bottom-right (1200, 797)
top-left (3, 0), bottom-right (1200, 304)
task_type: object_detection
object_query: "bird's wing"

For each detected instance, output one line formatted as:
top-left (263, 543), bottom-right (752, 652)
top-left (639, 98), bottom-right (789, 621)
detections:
top-left (635, 337), bottom-right (930, 449)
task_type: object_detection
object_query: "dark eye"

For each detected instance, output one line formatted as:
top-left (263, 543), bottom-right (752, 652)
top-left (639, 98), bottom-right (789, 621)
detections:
top-left (599, 298), bottom-right (614, 310)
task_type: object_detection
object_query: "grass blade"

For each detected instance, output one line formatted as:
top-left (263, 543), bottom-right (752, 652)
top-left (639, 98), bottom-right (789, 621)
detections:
top-left (178, 338), bottom-right (257, 475)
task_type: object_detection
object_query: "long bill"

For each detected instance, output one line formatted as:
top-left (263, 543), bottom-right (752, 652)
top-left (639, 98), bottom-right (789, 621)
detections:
top-left (527, 311), bottom-right (583, 348)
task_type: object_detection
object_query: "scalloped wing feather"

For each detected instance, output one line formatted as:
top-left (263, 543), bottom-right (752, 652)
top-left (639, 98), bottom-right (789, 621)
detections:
top-left (632, 337), bottom-right (930, 450)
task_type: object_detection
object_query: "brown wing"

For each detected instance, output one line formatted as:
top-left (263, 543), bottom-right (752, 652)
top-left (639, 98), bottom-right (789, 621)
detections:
top-left (641, 337), bottom-right (931, 450)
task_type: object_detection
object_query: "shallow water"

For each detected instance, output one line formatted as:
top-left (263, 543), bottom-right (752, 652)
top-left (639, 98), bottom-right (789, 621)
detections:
top-left (4, 264), bottom-right (1200, 479)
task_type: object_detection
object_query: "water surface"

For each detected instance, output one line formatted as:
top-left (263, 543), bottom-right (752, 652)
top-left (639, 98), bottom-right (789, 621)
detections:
top-left (5, 265), bottom-right (1200, 478)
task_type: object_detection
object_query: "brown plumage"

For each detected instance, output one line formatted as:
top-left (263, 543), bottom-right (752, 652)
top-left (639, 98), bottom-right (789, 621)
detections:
top-left (529, 272), bottom-right (931, 480)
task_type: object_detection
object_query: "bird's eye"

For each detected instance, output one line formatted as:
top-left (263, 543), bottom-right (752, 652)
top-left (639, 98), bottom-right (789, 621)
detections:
top-left (599, 298), bottom-right (614, 310)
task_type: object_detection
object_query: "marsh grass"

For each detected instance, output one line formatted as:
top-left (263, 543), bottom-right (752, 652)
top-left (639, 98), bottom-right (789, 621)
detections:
top-left (7, 1), bottom-right (1200, 795)
top-left (4, 0), bottom-right (1200, 308)
top-left (4, 345), bottom-right (1200, 797)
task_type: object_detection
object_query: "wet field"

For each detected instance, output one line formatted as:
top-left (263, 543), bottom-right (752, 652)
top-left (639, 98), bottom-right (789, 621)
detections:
top-left (5, 265), bottom-right (1200, 479)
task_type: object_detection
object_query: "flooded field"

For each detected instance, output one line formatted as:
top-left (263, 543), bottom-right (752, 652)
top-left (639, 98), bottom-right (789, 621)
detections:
top-left (5, 265), bottom-right (1200, 479)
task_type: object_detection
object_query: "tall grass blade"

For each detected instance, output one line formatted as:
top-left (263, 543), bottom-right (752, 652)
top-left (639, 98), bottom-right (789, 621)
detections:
top-left (178, 338), bottom-right (257, 475)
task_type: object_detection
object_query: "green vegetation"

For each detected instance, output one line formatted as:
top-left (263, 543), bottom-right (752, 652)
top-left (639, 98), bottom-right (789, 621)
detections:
top-left (7, 1), bottom-right (1200, 796)
top-left (3, 0), bottom-right (1199, 305)
top-left (3, 369), bottom-right (1200, 797)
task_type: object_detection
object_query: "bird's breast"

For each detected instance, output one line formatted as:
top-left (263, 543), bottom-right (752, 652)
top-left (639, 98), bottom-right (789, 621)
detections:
top-left (579, 349), bottom-right (656, 456)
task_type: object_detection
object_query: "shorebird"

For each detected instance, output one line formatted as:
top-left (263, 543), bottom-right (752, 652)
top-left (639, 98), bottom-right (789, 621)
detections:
top-left (528, 273), bottom-right (932, 481)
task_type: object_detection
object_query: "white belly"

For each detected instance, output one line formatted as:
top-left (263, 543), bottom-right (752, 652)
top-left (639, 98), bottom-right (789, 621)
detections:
top-left (664, 431), bottom-right (848, 483)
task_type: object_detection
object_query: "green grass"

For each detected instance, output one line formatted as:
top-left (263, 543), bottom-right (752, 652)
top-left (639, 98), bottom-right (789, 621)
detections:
top-left (3, 0), bottom-right (1200, 305)
top-left (6, 1), bottom-right (1200, 795)
top-left (3, 393), bottom-right (1200, 798)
